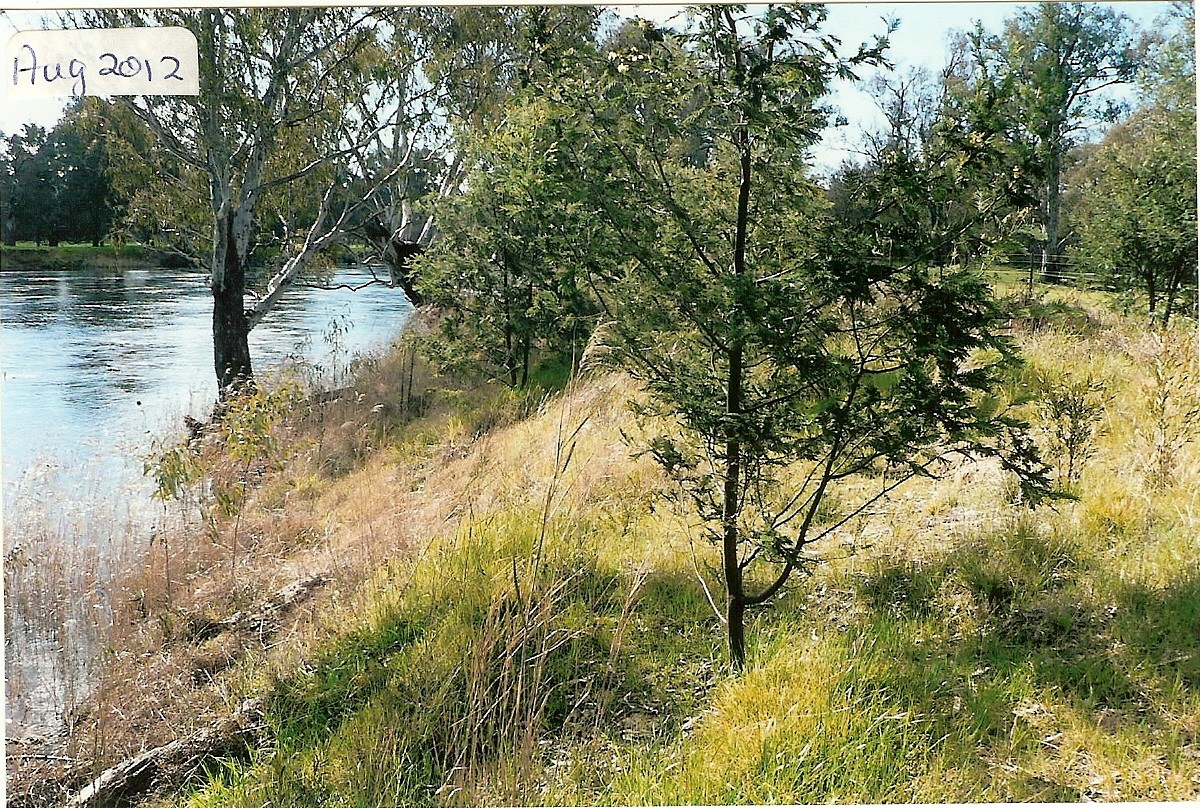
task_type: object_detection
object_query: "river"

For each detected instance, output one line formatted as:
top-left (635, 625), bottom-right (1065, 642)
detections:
top-left (1, 262), bottom-right (412, 739)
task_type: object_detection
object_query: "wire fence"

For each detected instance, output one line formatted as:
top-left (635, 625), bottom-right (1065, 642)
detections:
top-left (992, 253), bottom-right (1120, 292)
top-left (987, 252), bottom-right (1199, 314)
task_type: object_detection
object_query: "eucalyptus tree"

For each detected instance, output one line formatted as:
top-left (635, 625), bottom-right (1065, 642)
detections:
top-left (961, 2), bottom-right (1140, 281)
top-left (421, 6), bottom-right (602, 131)
top-left (858, 67), bottom-right (941, 164)
top-left (355, 6), bottom-right (603, 306)
top-left (540, 4), bottom-right (1053, 668)
top-left (75, 8), bottom-right (422, 393)
top-left (1069, 5), bottom-right (1196, 324)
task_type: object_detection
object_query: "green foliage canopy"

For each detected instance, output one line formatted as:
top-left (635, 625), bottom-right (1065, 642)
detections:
top-left (416, 100), bottom-right (604, 388)
top-left (1, 101), bottom-right (120, 247)
top-left (956, 2), bottom-right (1141, 274)
top-left (1068, 6), bottom-right (1197, 324)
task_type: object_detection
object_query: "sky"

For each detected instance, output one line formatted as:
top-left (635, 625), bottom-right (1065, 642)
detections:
top-left (810, 2), bottom-right (1178, 169)
top-left (1, 2), bottom-right (1182, 170)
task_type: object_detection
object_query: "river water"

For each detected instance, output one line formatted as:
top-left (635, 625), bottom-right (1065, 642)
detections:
top-left (1, 263), bottom-right (412, 738)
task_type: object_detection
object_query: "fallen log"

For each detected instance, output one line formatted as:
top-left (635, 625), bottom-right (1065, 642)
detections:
top-left (64, 698), bottom-right (264, 808)
top-left (186, 572), bottom-right (333, 643)
top-left (62, 575), bottom-right (329, 806)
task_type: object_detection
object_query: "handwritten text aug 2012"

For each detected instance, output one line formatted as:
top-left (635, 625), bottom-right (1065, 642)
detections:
top-left (5, 28), bottom-right (199, 98)
top-left (12, 44), bottom-right (186, 96)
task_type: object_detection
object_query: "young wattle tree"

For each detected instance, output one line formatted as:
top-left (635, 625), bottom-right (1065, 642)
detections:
top-left (542, 4), bottom-right (1055, 669)
top-left (415, 100), bottom-right (604, 389)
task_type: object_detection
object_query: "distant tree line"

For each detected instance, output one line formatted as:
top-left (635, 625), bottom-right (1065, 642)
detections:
top-left (1, 98), bottom-right (122, 247)
top-left (2, 5), bottom-right (1191, 328)
top-left (828, 1), bottom-right (1196, 326)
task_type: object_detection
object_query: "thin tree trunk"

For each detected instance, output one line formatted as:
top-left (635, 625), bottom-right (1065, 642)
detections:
top-left (520, 335), bottom-right (531, 390)
top-left (1161, 254), bottom-right (1188, 329)
top-left (723, 101), bottom-right (754, 671)
top-left (520, 284), bottom-right (533, 388)
top-left (1146, 264), bottom-right (1159, 319)
top-left (725, 564), bottom-right (746, 668)
top-left (723, 339), bottom-right (746, 669)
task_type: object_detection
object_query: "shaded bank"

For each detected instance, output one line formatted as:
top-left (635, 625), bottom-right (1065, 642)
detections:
top-left (0, 244), bottom-right (194, 273)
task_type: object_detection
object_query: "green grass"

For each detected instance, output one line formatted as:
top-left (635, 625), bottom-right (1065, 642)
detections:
top-left (122, 293), bottom-right (1200, 806)
top-left (181, 509), bottom-right (690, 807)
top-left (183, 509), bottom-right (1200, 805)
top-left (536, 514), bottom-right (1199, 804)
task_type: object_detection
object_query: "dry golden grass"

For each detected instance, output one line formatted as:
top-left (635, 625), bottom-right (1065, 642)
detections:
top-left (11, 293), bottom-right (1199, 807)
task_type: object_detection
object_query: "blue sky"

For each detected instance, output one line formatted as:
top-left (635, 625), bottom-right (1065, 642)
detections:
top-left (2, 2), bottom-right (1181, 168)
top-left (813, 2), bottom-right (1179, 170)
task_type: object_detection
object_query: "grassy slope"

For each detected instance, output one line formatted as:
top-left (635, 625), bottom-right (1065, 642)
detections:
top-left (59, 296), bottom-right (1200, 806)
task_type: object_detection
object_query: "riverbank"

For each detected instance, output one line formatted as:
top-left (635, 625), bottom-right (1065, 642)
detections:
top-left (8, 294), bottom-right (1200, 806)
top-left (0, 243), bottom-right (195, 272)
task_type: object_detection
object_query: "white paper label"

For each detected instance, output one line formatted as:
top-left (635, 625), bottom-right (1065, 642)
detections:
top-left (6, 27), bottom-right (199, 98)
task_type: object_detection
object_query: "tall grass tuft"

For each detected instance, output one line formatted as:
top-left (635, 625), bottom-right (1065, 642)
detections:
top-left (4, 462), bottom-right (163, 738)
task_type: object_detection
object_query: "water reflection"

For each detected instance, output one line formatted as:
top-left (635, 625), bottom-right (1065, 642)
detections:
top-left (2, 268), bottom-right (208, 329)
top-left (2, 264), bottom-right (412, 486)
